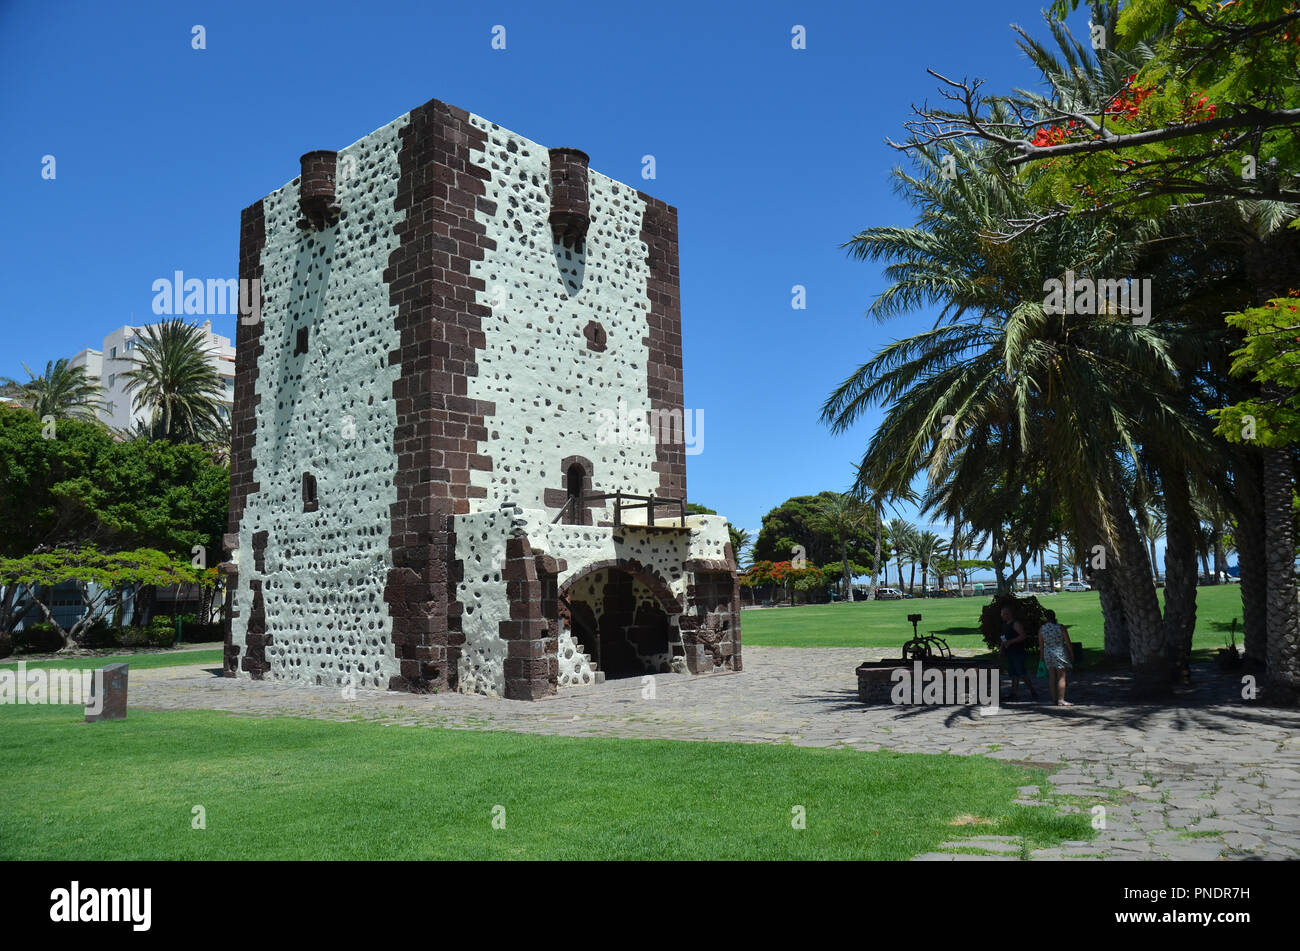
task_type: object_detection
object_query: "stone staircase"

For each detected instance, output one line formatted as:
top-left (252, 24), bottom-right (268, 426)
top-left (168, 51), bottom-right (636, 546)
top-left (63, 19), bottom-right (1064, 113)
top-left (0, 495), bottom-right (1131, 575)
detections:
top-left (572, 641), bottom-right (605, 684)
top-left (558, 626), bottom-right (604, 687)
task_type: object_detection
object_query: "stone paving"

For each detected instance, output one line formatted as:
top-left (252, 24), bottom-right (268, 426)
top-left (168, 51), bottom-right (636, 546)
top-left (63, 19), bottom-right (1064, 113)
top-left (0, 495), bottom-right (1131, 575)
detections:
top-left (126, 646), bottom-right (1300, 860)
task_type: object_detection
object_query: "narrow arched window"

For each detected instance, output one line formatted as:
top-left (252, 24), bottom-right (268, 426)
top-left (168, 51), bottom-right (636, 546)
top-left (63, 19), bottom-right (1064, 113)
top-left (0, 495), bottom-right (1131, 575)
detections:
top-left (566, 464), bottom-right (585, 524)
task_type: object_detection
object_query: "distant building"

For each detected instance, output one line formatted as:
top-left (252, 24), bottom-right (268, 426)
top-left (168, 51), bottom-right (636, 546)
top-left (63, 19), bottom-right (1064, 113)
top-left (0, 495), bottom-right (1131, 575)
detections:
top-left (69, 319), bottom-right (235, 431)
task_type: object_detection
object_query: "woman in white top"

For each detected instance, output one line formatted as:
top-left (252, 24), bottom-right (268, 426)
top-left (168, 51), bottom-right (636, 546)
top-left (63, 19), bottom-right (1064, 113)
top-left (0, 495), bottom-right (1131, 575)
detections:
top-left (1037, 609), bottom-right (1075, 706)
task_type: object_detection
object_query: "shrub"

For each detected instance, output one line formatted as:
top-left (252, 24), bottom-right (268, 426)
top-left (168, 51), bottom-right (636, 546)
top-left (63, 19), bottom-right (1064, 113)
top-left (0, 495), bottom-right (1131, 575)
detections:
top-left (13, 622), bottom-right (64, 654)
top-left (79, 619), bottom-right (122, 650)
top-left (121, 620), bottom-right (175, 649)
top-left (0, 631), bottom-right (11, 659)
top-left (980, 594), bottom-right (1047, 652)
top-left (181, 621), bottom-right (223, 643)
top-left (148, 615), bottom-right (179, 645)
top-left (119, 627), bottom-right (149, 648)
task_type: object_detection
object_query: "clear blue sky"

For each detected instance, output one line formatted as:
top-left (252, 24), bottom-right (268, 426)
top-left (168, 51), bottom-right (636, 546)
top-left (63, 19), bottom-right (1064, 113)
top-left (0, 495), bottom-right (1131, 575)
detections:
top-left (1, 0), bottom-right (1098, 555)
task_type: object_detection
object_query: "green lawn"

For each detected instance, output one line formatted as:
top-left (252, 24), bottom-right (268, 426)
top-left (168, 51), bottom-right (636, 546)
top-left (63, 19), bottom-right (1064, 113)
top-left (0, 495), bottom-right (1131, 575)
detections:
top-left (742, 583), bottom-right (1244, 658)
top-left (0, 705), bottom-right (1090, 860)
top-left (1, 649), bottom-right (224, 673)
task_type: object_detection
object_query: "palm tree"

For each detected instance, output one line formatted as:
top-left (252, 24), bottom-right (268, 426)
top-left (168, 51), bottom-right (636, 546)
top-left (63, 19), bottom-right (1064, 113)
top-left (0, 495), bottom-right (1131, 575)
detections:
top-left (949, 524), bottom-right (981, 594)
top-left (727, 525), bottom-right (752, 571)
top-left (912, 531), bottom-right (948, 596)
top-left (120, 319), bottom-right (226, 444)
top-left (888, 519), bottom-right (917, 595)
top-left (2, 359), bottom-right (105, 421)
top-left (820, 122), bottom-right (1214, 690)
top-left (811, 494), bottom-right (871, 602)
top-left (1014, 1), bottom-right (1297, 695)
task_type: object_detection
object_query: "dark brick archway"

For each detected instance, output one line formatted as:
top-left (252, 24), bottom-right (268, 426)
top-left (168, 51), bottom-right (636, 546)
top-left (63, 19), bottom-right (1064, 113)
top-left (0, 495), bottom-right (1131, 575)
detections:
top-left (559, 560), bottom-right (681, 678)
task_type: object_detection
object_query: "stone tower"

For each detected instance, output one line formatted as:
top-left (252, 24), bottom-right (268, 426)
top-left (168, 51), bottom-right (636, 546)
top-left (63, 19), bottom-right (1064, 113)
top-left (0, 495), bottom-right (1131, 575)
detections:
top-left (222, 97), bottom-right (740, 700)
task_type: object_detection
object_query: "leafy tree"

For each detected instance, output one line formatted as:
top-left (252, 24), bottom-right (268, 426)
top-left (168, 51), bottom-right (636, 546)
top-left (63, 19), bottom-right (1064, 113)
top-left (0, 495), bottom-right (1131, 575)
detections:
top-left (1211, 295), bottom-right (1300, 447)
top-left (0, 406), bottom-right (228, 558)
top-left (752, 492), bottom-right (881, 574)
top-left (789, 564), bottom-right (829, 603)
top-left (0, 548), bottom-right (215, 650)
top-left (0, 406), bottom-right (229, 636)
top-left (897, 2), bottom-right (1300, 222)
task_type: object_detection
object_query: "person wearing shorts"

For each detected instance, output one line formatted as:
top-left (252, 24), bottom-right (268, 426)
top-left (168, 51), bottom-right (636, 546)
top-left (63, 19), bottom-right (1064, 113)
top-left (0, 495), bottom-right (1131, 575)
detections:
top-left (999, 605), bottom-right (1038, 702)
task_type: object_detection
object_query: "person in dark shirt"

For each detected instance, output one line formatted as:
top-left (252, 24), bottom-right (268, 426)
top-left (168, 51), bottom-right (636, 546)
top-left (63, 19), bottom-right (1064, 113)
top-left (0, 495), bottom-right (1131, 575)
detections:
top-left (998, 605), bottom-right (1039, 702)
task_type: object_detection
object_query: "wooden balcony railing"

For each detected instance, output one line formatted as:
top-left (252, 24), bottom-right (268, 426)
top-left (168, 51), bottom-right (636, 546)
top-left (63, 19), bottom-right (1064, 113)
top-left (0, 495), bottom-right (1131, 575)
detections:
top-left (552, 490), bottom-right (687, 528)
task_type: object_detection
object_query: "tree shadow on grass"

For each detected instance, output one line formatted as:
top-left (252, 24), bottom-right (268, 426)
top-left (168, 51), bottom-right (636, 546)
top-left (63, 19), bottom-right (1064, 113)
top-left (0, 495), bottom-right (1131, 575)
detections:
top-left (928, 626), bottom-right (982, 638)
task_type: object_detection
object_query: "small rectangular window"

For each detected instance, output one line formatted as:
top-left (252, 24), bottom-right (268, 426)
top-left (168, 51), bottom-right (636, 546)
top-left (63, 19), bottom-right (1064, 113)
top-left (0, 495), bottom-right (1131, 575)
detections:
top-left (302, 472), bottom-right (318, 513)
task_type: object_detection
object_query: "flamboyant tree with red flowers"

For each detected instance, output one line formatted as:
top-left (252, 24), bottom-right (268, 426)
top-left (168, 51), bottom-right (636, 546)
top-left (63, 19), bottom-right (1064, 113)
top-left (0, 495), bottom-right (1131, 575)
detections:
top-left (891, 1), bottom-right (1300, 232)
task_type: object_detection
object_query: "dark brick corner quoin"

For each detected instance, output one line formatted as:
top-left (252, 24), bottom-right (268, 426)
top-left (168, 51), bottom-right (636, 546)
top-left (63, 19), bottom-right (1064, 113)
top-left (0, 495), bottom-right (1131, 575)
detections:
top-left (383, 98), bottom-right (497, 695)
top-left (500, 535), bottom-right (559, 700)
top-left (638, 193), bottom-right (687, 503)
top-left (223, 198), bottom-right (266, 678)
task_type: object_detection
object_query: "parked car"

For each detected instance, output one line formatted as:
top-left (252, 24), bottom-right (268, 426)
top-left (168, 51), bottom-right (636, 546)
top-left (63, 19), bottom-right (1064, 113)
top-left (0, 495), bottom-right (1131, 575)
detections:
top-left (874, 587), bottom-right (904, 601)
top-left (1064, 581), bottom-right (1090, 592)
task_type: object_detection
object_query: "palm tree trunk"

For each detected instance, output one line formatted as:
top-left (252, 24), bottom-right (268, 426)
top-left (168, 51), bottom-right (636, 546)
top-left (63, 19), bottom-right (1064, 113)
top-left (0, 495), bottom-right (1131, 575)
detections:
top-left (841, 541), bottom-right (852, 603)
top-left (871, 507), bottom-right (882, 592)
top-left (1160, 468), bottom-right (1199, 682)
top-left (1231, 448), bottom-right (1268, 667)
top-left (1079, 512), bottom-right (1131, 657)
top-left (992, 527), bottom-right (1008, 593)
top-left (951, 522), bottom-right (960, 595)
top-left (1093, 567), bottom-right (1130, 658)
top-left (1241, 233), bottom-right (1298, 677)
top-left (1263, 446), bottom-right (1300, 703)
top-left (1103, 470), bottom-right (1171, 692)
top-left (909, 560), bottom-right (916, 596)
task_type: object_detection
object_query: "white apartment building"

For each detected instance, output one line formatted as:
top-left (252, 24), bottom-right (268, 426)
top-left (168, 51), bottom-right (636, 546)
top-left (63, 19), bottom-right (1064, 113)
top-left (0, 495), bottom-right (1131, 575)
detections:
top-left (70, 319), bottom-right (236, 432)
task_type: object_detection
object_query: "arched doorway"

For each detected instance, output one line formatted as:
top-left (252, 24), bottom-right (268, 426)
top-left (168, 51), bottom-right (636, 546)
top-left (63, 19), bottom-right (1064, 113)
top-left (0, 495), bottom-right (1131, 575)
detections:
top-left (561, 565), bottom-right (679, 678)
